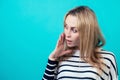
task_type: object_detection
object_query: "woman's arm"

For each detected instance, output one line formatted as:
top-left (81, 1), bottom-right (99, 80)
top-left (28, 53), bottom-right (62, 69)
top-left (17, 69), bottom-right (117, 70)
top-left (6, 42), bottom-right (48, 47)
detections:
top-left (42, 33), bottom-right (73, 80)
top-left (42, 59), bottom-right (58, 80)
top-left (108, 53), bottom-right (118, 80)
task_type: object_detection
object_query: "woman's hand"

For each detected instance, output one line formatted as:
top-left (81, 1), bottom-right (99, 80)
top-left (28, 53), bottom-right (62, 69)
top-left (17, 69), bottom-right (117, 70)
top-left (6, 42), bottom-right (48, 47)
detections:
top-left (49, 33), bottom-right (73, 61)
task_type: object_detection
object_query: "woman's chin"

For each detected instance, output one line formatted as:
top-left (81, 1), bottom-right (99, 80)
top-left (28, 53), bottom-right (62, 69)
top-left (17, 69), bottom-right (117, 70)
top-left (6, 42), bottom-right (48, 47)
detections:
top-left (67, 44), bottom-right (74, 47)
top-left (67, 45), bottom-right (78, 49)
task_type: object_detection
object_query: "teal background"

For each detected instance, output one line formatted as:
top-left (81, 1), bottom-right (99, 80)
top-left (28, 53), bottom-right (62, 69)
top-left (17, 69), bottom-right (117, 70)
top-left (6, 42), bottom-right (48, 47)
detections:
top-left (0, 0), bottom-right (120, 80)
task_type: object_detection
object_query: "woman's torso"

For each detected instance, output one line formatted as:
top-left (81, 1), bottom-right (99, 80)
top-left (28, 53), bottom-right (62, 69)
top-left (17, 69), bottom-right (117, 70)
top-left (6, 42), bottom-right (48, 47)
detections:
top-left (55, 50), bottom-right (114, 80)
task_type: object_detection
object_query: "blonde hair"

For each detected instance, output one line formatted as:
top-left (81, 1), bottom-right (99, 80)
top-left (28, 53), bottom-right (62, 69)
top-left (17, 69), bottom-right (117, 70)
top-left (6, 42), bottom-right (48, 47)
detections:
top-left (63, 6), bottom-right (105, 73)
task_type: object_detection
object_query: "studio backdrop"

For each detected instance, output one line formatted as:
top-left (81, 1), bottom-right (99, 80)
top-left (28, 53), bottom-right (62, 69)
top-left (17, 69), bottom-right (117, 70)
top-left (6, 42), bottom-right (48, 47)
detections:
top-left (0, 0), bottom-right (120, 80)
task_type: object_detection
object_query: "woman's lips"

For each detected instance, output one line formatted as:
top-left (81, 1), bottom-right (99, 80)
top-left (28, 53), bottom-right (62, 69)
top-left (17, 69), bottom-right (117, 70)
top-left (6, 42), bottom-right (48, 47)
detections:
top-left (66, 40), bottom-right (72, 43)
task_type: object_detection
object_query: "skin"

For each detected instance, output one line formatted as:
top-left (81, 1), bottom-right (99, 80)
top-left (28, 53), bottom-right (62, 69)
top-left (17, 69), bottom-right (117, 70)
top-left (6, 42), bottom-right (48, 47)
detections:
top-left (64, 15), bottom-right (80, 48)
top-left (49, 15), bottom-right (80, 61)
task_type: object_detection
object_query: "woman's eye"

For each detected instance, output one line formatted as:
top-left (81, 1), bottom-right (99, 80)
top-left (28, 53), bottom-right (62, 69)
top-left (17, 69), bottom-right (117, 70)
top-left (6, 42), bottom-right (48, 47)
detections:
top-left (72, 29), bottom-right (78, 33)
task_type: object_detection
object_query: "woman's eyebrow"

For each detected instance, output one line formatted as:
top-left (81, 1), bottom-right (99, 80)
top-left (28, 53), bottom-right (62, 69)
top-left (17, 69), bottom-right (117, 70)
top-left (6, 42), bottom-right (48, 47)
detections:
top-left (64, 23), bottom-right (67, 26)
top-left (65, 23), bottom-right (76, 28)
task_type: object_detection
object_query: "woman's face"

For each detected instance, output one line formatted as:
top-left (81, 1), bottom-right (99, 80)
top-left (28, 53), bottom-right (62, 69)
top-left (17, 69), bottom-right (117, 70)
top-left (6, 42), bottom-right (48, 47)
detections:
top-left (64, 15), bottom-right (80, 48)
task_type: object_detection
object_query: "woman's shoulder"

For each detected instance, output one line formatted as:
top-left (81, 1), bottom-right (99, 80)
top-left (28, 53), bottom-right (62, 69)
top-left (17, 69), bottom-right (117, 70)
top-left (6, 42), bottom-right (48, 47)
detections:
top-left (97, 49), bottom-right (116, 60)
top-left (99, 49), bottom-right (115, 55)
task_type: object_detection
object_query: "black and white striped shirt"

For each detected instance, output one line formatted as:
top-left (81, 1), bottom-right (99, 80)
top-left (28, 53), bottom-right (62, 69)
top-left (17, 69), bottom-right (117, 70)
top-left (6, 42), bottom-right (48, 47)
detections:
top-left (42, 50), bottom-right (118, 80)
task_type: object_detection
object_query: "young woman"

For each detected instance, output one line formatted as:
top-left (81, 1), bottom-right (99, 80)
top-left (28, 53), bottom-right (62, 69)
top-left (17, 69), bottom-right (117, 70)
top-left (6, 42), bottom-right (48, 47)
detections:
top-left (42, 6), bottom-right (118, 80)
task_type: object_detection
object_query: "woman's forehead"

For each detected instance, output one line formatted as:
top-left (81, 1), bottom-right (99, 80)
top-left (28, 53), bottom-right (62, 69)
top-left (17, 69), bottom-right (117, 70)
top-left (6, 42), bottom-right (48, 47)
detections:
top-left (65, 15), bottom-right (77, 27)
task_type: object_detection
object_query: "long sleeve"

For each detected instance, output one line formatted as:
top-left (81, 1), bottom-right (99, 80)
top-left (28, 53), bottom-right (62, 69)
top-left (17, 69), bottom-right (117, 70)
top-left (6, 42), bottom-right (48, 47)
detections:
top-left (108, 54), bottom-right (118, 80)
top-left (42, 59), bottom-right (58, 80)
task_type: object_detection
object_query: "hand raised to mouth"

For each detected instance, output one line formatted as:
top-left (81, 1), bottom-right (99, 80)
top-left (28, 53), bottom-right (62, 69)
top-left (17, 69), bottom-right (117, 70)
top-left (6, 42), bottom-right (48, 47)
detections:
top-left (49, 33), bottom-right (73, 61)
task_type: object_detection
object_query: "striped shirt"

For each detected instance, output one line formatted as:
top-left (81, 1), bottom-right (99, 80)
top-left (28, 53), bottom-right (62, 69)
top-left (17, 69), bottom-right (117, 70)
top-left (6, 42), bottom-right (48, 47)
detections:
top-left (42, 50), bottom-right (118, 80)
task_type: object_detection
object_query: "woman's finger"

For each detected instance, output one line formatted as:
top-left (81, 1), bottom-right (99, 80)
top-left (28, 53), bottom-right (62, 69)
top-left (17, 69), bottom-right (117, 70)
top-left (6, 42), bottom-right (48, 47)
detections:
top-left (59, 49), bottom-right (73, 57)
top-left (61, 33), bottom-right (65, 44)
top-left (57, 34), bottom-right (62, 46)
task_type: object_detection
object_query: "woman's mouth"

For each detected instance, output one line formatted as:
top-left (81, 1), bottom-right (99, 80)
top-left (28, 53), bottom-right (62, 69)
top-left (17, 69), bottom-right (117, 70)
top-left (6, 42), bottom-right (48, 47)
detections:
top-left (66, 40), bottom-right (72, 43)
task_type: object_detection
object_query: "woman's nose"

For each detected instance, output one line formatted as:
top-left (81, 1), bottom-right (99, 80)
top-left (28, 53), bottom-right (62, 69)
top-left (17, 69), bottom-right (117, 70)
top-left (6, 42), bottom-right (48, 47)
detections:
top-left (65, 30), bottom-right (71, 38)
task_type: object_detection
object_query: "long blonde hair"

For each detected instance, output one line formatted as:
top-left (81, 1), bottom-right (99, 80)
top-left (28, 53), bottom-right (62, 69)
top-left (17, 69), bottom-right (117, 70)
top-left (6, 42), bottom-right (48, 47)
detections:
top-left (63, 6), bottom-right (105, 71)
